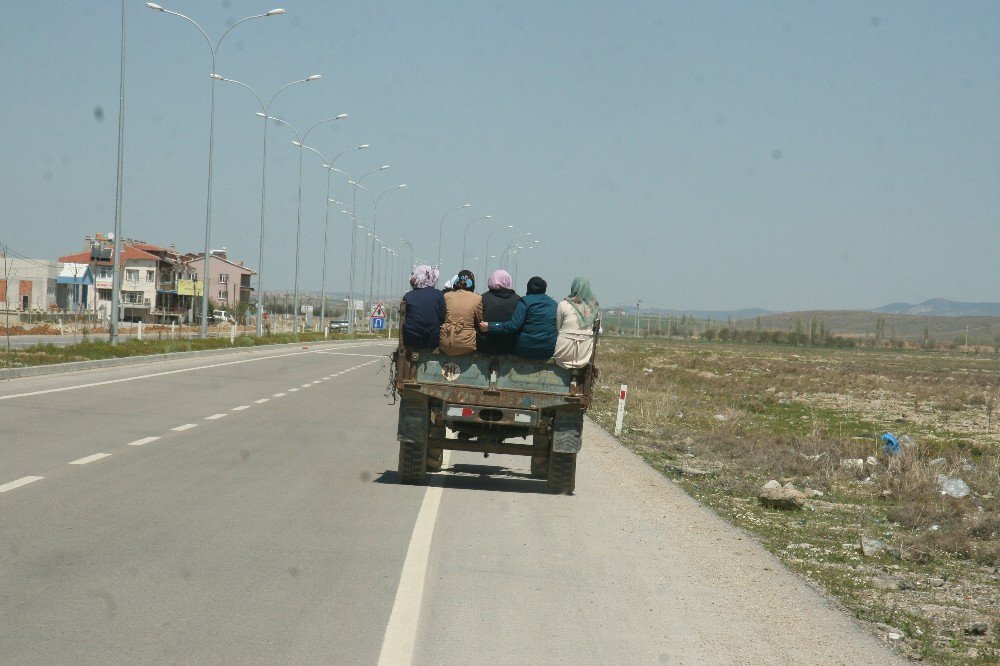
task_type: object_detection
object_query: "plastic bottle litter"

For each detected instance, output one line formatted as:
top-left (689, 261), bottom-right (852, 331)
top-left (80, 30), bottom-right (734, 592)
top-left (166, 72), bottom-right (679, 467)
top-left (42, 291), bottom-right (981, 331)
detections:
top-left (939, 477), bottom-right (971, 499)
top-left (881, 432), bottom-right (902, 456)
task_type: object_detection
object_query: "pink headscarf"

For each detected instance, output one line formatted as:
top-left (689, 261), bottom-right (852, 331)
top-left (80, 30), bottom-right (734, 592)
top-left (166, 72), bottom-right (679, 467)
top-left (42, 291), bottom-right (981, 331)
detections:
top-left (488, 269), bottom-right (512, 290)
top-left (409, 265), bottom-right (439, 289)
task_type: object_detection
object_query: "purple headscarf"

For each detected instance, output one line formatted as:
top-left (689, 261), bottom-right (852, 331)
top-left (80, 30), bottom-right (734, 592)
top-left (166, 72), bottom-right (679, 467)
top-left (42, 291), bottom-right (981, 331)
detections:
top-left (488, 269), bottom-right (512, 290)
top-left (409, 265), bottom-right (439, 289)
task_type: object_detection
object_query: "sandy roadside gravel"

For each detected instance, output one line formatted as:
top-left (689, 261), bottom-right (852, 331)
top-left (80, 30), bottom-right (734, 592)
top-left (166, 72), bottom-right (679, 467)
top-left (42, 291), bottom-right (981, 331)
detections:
top-left (578, 417), bottom-right (908, 664)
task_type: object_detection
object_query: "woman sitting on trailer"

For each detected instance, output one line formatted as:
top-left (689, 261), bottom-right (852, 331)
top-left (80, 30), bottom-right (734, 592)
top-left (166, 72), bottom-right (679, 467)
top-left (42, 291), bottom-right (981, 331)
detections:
top-left (439, 269), bottom-right (482, 356)
top-left (401, 265), bottom-right (445, 350)
top-left (478, 276), bottom-right (557, 360)
top-left (552, 277), bottom-right (599, 369)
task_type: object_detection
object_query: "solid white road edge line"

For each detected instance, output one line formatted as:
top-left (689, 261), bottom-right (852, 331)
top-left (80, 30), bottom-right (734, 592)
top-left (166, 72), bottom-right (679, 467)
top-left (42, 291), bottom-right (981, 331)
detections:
top-left (171, 423), bottom-right (197, 431)
top-left (69, 453), bottom-right (111, 465)
top-left (377, 450), bottom-right (452, 666)
top-left (0, 476), bottom-right (45, 493)
top-left (127, 436), bottom-right (161, 446)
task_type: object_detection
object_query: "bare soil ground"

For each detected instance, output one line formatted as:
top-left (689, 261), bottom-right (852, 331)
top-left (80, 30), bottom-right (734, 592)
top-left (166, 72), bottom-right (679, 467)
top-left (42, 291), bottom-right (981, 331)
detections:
top-left (588, 338), bottom-right (999, 664)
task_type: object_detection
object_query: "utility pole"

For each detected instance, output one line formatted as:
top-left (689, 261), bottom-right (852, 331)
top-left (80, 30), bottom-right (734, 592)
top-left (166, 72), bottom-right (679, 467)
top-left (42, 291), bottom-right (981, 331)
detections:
top-left (635, 299), bottom-right (642, 338)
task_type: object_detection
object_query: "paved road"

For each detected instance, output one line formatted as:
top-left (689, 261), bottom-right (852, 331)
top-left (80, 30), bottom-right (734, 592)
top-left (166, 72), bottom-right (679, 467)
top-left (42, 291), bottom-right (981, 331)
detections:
top-left (0, 341), bottom-right (903, 664)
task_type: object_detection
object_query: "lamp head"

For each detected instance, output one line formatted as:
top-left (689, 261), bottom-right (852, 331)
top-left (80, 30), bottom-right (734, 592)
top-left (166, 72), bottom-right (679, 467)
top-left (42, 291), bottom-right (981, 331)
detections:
top-left (306, 74), bottom-right (322, 81)
top-left (209, 73), bottom-right (224, 80)
top-left (359, 144), bottom-right (370, 149)
top-left (335, 113), bottom-right (348, 120)
top-left (291, 141), bottom-right (302, 147)
top-left (145, 2), bottom-right (164, 10)
top-left (265, 8), bottom-right (286, 16)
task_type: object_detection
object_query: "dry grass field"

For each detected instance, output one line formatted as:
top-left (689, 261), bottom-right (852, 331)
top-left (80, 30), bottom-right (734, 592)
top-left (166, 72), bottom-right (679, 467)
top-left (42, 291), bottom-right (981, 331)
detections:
top-left (588, 337), bottom-right (998, 664)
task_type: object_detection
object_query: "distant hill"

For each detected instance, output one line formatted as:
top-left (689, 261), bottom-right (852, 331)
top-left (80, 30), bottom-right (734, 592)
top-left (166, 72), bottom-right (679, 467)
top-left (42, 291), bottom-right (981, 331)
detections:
top-left (874, 298), bottom-right (1000, 317)
top-left (736, 310), bottom-right (1000, 344)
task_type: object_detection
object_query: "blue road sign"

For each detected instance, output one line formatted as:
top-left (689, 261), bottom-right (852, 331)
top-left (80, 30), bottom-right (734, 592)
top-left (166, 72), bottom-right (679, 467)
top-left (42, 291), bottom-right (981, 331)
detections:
top-left (371, 316), bottom-right (386, 330)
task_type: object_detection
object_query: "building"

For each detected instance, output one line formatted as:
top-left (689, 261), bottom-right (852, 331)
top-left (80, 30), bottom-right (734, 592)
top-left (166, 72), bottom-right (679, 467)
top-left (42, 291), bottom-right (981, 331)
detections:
top-left (0, 257), bottom-right (61, 312)
top-left (180, 248), bottom-right (255, 309)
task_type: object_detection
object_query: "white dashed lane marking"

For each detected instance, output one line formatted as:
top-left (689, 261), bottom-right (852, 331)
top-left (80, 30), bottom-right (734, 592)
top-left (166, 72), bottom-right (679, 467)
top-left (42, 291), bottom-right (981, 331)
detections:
top-left (0, 355), bottom-right (385, 496)
top-left (69, 453), bottom-right (111, 466)
top-left (0, 476), bottom-right (44, 493)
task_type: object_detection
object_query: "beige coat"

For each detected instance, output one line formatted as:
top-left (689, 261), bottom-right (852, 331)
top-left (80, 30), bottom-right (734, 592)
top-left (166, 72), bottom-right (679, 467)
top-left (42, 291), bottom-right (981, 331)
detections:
top-left (552, 299), bottom-right (596, 369)
top-left (440, 290), bottom-right (483, 356)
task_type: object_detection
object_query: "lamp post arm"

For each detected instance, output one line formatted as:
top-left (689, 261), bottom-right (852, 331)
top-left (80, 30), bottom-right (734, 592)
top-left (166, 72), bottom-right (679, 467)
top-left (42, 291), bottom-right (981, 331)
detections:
top-left (302, 115), bottom-right (349, 145)
top-left (215, 12), bottom-right (271, 53)
top-left (158, 9), bottom-right (215, 56)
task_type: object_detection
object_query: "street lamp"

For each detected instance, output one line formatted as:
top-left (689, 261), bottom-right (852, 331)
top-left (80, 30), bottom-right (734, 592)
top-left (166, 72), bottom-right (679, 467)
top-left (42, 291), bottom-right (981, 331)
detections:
top-left (484, 224), bottom-right (513, 278)
top-left (345, 164), bottom-right (388, 332)
top-left (211, 73), bottom-right (321, 336)
top-left (461, 215), bottom-right (492, 268)
top-left (366, 185), bottom-right (406, 316)
top-left (356, 182), bottom-right (405, 320)
top-left (398, 238), bottom-right (413, 273)
top-left (260, 113), bottom-right (349, 333)
top-left (436, 203), bottom-right (470, 269)
top-left (146, 2), bottom-right (284, 337)
top-left (294, 142), bottom-right (368, 331)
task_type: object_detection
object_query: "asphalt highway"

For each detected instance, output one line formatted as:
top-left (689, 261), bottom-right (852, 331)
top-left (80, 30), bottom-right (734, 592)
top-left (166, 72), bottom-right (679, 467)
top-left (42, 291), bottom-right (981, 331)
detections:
top-left (0, 340), bottom-right (903, 664)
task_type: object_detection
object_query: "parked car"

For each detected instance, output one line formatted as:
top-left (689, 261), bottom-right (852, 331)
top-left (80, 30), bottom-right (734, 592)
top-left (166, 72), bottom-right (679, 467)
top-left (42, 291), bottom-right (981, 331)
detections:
top-left (327, 320), bottom-right (350, 332)
top-left (212, 309), bottom-right (236, 324)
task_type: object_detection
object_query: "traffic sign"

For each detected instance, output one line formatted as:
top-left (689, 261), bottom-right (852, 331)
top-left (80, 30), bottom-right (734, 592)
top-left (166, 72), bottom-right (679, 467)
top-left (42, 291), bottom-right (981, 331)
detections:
top-left (371, 316), bottom-right (386, 330)
top-left (371, 303), bottom-right (386, 318)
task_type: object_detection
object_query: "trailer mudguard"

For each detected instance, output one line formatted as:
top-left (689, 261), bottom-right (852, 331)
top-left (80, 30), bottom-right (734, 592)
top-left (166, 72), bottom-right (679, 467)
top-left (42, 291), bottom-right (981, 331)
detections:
top-left (397, 392), bottom-right (430, 444)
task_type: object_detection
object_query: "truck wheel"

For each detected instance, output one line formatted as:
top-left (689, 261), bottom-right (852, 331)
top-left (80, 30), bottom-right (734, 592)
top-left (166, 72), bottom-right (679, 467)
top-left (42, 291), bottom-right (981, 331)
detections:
top-left (530, 434), bottom-right (549, 478)
top-left (546, 452), bottom-right (576, 494)
top-left (398, 439), bottom-right (427, 485)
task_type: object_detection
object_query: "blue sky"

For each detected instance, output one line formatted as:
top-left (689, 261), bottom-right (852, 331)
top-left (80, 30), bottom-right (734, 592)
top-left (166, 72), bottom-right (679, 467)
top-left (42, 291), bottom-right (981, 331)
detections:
top-left (1, 1), bottom-right (997, 312)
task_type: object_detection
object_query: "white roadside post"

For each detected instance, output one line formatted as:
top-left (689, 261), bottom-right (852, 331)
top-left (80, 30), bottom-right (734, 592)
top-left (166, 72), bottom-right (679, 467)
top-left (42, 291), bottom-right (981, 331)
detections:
top-left (137, 320), bottom-right (143, 341)
top-left (230, 322), bottom-right (236, 343)
top-left (614, 384), bottom-right (628, 436)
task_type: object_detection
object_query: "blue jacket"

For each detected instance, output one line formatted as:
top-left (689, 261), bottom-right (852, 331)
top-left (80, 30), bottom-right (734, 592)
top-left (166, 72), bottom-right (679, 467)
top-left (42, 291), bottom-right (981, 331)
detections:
top-left (402, 287), bottom-right (446, 349)
top-left (487, 293), bottom-right (557, 360)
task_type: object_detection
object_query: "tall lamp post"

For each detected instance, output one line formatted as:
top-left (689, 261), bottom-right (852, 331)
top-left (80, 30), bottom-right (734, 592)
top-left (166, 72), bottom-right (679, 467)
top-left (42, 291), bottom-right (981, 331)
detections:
top-left (398, 238), bottom-right (413, 273)
top-left (210, 73), bottom-right (321, 336)
top-left (460, 215), bottom-right (492, 268)
top-left (436, 203), bottom-right (470, 269)
top-left (145, 2), bottom-right (285, 338)
top-left (344, 164), bottom-right (388, 332)
top-left (260, 113), bottom-right (349, 333)
top-left (361, 184), bottom-right (406, 319)
top-left (110, 0), bottom-right (126, 345)
top-left (484, 224), bottom-right (513, 278)
top-left (294, 142), bottom-right (368, 331)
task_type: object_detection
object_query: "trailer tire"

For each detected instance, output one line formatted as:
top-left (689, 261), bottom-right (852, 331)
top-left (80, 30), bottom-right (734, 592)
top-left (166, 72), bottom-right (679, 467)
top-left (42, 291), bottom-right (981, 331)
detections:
top-left (530, 434), bottom-right (549, 478)
top-left (546, 452), bottom-right (576, 494)
top-left (398, 439), bottom-right (427, 485)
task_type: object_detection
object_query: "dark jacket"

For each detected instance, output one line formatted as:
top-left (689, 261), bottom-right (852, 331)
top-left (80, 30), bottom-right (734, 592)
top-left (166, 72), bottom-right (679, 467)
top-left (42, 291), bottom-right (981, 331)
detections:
top-left (477, 288), bottom-right (521, 355)
top-left (401, 287), bottom-right (446, 350)
top-left (487, 293), bottom-right (557, 360)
